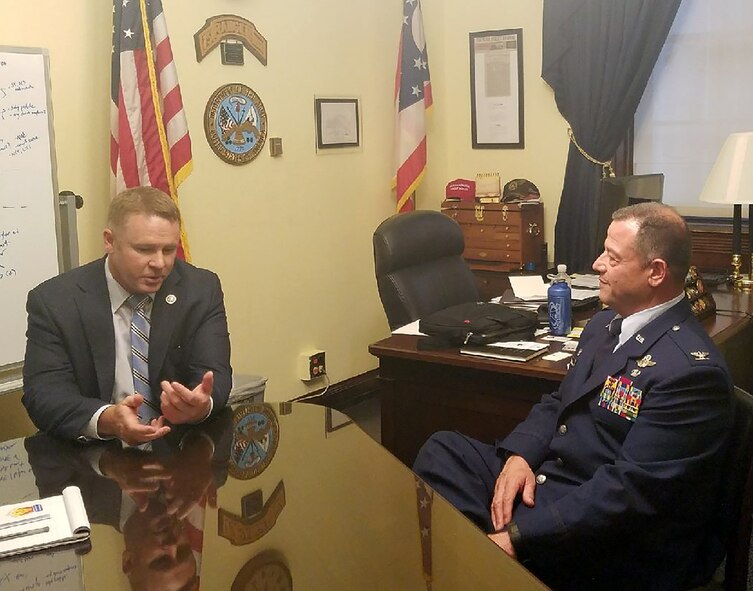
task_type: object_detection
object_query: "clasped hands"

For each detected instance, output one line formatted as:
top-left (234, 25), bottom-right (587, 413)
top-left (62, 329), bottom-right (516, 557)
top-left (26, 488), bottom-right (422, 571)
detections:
top-left (99, 371), bottom-right (214, 445)
top-left (488, 454), bottom-right (537, 558)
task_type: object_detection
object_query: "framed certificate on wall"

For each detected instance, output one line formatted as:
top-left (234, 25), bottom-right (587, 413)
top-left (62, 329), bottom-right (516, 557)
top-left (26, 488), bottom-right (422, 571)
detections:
top-left (470, 29), bottom-right (524, 149)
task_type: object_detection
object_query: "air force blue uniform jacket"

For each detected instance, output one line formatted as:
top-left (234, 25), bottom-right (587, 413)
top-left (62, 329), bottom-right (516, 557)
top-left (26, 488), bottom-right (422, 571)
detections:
top-left (414, 298), bottom-right (733, 590)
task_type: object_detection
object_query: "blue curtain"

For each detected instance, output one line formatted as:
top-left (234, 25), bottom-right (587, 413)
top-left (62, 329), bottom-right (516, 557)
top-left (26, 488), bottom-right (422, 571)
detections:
top-left (543, 0), bottom-right (682, 272)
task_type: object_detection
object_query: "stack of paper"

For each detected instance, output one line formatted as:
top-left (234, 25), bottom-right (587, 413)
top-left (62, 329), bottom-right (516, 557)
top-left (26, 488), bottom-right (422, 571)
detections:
top-left (461, 340), bottom-right (549, 362)
top-left (502, 275), bottom-right (601, 302)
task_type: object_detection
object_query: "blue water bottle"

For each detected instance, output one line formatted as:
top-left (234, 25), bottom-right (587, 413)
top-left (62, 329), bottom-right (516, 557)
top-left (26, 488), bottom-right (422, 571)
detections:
top-left (548, 264), bottom-right (572, 336)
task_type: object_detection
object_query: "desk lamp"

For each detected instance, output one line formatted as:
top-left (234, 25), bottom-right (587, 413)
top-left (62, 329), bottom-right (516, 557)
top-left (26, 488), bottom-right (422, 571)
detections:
top-left (698, 132), bottom-right (753, 287)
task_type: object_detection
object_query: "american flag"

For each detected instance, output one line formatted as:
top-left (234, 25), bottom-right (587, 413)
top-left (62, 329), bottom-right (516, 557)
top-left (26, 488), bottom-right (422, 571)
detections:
top-left (394, 0), bottom-right (432, 213)
top-left (111, 0), bottom-right (192, 259)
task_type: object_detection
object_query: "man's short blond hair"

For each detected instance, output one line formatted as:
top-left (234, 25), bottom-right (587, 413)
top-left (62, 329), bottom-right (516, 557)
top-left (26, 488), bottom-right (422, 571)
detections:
top-left (107, 187), bottom-right (180, 229)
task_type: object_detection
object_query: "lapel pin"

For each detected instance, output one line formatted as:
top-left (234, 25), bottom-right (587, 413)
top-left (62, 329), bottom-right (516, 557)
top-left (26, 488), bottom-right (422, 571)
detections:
top-left (631, 369), bottom-right (642, 377)
top-left (636, 355), bottom-right (656, 368)
top-left (690, 351), bottom-right (710, 361)
top-left (166, 294), bottom-right (177, 305)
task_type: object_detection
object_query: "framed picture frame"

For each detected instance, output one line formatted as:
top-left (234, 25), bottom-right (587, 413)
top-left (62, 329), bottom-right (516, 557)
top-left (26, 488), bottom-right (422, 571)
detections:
top-left (469, 29), bottom-right (524, 149)
top-left (314, 97), bottom-right (360, 150)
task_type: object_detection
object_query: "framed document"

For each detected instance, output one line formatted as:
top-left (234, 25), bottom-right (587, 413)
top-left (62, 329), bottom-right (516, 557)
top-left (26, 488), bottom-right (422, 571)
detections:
top-left (314, 97), bottom-right (360, 150)
top-left (469, 29), bottom-right (524, 149)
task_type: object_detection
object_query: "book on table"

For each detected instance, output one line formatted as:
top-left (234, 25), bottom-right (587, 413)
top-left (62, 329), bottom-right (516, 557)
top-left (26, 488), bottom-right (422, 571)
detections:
top-left (0, 486), bottom-right (90, 558)
top-left (460, 340), bottom-right (549, 362)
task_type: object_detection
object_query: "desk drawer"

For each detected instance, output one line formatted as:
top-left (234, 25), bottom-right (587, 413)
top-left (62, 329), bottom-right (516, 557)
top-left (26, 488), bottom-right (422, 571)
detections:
top-left (464, 246), bottom-right (521, 264)
top-left (463, 224), bottom-right (522, 248)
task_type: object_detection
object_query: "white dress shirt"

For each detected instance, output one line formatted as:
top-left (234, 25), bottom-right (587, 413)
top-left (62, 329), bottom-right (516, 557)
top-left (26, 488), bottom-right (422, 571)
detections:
top-left (612, 291), bottom-right (685, 352)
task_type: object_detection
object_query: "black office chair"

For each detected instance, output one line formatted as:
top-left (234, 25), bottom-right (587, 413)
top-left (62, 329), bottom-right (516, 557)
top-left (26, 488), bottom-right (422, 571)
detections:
top-left (373, 210), bottom-right (480, 330)
top-left (697, 386), bottom-right (753, 590)
top-left (720, 386), bottom-right (753, 590)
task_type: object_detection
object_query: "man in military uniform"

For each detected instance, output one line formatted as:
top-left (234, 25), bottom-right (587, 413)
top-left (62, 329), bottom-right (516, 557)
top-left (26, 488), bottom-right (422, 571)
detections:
top-left (413, 203), bottom-right (733, 590)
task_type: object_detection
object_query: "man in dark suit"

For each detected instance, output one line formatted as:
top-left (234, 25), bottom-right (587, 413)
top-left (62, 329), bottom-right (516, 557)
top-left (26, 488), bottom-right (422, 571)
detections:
top-left (23, 187), bottom-right (232, 446)
top-left (413, 203), bottom-right (733, 590)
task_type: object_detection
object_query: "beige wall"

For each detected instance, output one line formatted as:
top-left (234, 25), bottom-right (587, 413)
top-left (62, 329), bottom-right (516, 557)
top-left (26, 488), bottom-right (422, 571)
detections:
top-left (425, 0), bottom-right (568, 252)
top-left (0, 0), bottom-right (568, 402)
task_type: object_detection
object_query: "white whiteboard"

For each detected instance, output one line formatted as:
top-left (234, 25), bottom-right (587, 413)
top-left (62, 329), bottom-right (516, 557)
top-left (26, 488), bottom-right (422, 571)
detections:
top-left (0, 47), bottom-right (61, 372)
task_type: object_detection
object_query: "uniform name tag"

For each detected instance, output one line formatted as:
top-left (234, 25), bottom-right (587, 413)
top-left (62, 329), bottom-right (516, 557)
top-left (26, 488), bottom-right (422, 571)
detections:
top-left (598, 376), bottom-right (643, 422)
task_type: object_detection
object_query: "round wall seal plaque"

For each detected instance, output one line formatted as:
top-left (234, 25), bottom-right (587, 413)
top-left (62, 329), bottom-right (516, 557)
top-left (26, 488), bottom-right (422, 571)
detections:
top-left (229, 404), bottom-right (279, 479)
top-left (204, 83), bottom-right (267, 165)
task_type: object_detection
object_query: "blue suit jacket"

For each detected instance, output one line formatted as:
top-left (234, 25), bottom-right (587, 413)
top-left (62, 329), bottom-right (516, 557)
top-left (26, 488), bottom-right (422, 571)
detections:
top-left (499, 298), bottom-right (733, 589)
top-left (22, 258), bottom-right (232, 440)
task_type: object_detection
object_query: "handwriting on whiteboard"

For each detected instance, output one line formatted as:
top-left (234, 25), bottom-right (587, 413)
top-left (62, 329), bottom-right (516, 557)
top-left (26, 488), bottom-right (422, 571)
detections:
top-left (0, 553), bottom-right (81, 591)
top-left (0, 73), bottom-right (45, 162)
top-left (0, 49), bottom-right (61, 370)
top-left (0, 440), bottom-right (32, 484)
top-left (0, 227), bottom-right (20, 281)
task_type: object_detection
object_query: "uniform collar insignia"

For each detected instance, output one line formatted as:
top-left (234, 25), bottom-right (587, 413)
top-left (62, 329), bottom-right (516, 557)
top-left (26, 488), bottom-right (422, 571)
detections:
top-left (691, 351), bottom-right (710, 361)
top-left (636, 354), bottom-right (656, 368)
top-left (635, 334), bottom-right (645, 344)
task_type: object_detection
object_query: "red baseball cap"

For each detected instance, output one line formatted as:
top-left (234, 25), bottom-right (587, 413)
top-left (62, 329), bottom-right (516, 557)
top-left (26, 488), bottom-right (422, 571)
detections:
top-left (445, 178), bottom-right (476, 201)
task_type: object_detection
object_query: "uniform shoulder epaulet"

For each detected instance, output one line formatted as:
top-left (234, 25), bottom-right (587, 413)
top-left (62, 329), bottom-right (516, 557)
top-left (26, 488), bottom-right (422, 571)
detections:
top-left (666, 322), bottom-right (716, 364)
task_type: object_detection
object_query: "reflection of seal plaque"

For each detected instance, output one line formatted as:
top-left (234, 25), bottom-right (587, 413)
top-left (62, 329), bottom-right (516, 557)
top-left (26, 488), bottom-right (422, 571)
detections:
top-left (230, 404), bottom-right (279, 479)
top-left (204, 83), bottom-right (267, 165)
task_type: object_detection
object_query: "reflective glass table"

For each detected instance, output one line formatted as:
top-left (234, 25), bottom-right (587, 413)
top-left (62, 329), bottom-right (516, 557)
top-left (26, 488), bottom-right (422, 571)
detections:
top-left (0, 402), bottom-right (547, 590)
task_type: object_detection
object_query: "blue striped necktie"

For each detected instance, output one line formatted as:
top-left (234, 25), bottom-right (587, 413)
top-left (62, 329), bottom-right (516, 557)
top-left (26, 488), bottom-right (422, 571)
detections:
top-left (128, 294), bottom-right (158, 422)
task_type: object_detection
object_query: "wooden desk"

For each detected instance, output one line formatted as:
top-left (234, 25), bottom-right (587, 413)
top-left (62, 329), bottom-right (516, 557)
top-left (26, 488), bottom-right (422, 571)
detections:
top-left (0, 403), bottom-right (547, 591)
top-left (369, 285), bottom-right (753, 467)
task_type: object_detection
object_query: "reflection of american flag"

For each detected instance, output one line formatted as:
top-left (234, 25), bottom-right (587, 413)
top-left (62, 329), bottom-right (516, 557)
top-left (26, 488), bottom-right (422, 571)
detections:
top-left (415, 477), bottom-right (433, 590)
top-left (394, 0), bottom-right (432, 213)
top-left (185, 502), bottom-right (205, 583)
top-left (110, 0), bottom-right (192, 259)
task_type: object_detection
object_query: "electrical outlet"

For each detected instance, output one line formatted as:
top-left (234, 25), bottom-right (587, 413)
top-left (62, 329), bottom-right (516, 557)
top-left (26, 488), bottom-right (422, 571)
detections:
top-left (298, 350), bottom-right (326, 381)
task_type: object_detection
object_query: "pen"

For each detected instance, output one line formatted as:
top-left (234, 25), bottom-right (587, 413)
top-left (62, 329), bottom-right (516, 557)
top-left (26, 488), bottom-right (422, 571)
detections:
top-left (0, 514), bottom-right (50, 530)
top-left (0, 525), bottom-right (49, 542)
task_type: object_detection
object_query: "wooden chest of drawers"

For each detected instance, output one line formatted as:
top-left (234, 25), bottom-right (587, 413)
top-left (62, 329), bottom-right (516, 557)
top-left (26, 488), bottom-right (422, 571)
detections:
top-left (441, 200), bottom-right (545, 299)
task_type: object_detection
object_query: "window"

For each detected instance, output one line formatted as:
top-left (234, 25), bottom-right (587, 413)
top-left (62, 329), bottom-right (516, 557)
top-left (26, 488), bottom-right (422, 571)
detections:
top-left (634, 0), bottom-right (753, 216)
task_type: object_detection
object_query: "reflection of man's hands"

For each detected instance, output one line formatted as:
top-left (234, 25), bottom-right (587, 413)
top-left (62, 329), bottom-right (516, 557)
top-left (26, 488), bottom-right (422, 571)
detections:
top-left (161, 434), bottom-right (216, 520)
top-left (100, 449), bottom-right (171, 511)
top-left (100, 433), bottom-right (216, 519)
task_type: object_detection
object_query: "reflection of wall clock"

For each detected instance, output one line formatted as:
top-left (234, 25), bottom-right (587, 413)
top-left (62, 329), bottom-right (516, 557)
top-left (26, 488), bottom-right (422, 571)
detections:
top-left (231, 551), bottom-right (292, 591)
